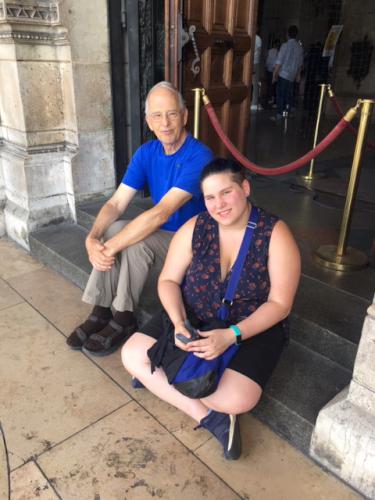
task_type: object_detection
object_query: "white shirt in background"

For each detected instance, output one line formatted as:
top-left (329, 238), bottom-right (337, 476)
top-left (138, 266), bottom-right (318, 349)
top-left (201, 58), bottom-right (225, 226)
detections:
top-left (253, 35), bottom-right (262, 65)
top-left (266, 47), bottom-right (278, 72)
top-left (275, 38), bottom-right (303, 81)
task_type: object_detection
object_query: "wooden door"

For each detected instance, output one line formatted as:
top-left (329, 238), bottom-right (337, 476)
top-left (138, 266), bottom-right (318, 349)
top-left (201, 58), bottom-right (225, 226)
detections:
top-left (181, 0), bottom-right (258, 156)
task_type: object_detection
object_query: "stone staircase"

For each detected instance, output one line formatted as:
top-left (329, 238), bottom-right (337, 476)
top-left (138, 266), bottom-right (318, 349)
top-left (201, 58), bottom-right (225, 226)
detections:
top-left (29, 196), bottom-right (371, 456)
top-left (252, 277), bottom-right (367, 452)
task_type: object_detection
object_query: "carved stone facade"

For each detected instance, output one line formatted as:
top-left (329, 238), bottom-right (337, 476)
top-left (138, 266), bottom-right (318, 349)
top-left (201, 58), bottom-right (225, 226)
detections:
top-left (0, 0), bottom-right (115, 248)
top-left (0, 0), bottom-right (79, 248)
top-left (59, 0), bottom-right (115, 201)
top-left (311, 295), bottom-right (375, 498)
top-left (0, 0), bottom-right (59, 25)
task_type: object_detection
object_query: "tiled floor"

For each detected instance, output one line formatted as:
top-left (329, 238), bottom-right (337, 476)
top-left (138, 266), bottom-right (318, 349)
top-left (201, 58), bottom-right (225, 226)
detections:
top-left (0, 237), bottom-right (363, 499)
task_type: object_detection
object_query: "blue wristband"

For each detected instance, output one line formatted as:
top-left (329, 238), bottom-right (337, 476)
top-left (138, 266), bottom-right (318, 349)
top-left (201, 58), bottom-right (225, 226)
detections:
top-left (229, 325), bottom-right (242, 345)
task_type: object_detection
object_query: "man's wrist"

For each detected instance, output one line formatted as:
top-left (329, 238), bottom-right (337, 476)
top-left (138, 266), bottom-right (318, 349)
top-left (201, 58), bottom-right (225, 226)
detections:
top-left (86, 233), bottom-right (99, 244)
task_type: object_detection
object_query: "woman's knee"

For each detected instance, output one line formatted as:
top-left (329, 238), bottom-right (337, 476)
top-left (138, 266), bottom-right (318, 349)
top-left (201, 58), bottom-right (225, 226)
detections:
top-left (230, 390), bottom-right (262, 414)
top-left (204, 375), bottom-right (262, 414)
top-left (121, 332), bottom-right (154, 372)
top-left (208, 393), bottom-right (260, 415)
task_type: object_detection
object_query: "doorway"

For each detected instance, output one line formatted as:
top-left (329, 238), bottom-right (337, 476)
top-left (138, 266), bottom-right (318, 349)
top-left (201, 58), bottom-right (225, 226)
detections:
top-left (165, 0), bottom-right (259, 156)
top-left (108, 0), bottom-right (165, 183)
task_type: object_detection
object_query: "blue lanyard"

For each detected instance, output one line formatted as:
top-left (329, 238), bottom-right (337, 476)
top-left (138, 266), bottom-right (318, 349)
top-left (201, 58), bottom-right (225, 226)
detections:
top-left (217, 206), bottom-right (259, 321)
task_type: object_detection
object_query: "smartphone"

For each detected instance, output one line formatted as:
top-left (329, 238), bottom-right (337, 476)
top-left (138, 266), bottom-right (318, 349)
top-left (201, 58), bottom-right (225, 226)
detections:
top-left (175, 320), bottom-right (200, 344)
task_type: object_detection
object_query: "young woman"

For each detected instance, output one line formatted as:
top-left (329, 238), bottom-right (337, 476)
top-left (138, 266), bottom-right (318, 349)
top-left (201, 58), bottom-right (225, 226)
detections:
top-left (122, 158), bottom-right (301, 460)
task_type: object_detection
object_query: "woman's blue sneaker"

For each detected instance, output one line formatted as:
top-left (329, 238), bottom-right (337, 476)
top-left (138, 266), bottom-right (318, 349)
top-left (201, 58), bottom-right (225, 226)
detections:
top-left (131, 377), bottom-right (145, 389)
top-left (198, 410), bottom-right (241, 460)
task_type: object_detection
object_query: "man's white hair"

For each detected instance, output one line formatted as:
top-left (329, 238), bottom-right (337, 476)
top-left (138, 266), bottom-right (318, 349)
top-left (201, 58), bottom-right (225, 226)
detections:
top-left (145, 81), bottom-right (186, 115)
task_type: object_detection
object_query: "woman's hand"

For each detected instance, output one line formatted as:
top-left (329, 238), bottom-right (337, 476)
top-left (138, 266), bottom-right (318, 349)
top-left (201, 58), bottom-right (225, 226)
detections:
top-left (174, 321), bottom-right (193, 351)
top-left (186, 328), bottom-right (235, 360)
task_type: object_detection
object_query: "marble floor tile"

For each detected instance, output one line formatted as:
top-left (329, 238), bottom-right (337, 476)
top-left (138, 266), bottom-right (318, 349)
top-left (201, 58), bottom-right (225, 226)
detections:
top-left (11, 461), bottom-right (59, 500)
top-left (0, 302), bottom-right (130, 470)
top-left (8, 267), bottom-right (91, 335)
top-left (195, 413), bottom-right (362, 500)
top-left (0, 238), bottom-right (43, 281)
top-left (0, 277), bottom-right (23, 311)
top-left (37, 402), bottom-right (238, 500)
top-left (89, 351), bottom-right (210, 452)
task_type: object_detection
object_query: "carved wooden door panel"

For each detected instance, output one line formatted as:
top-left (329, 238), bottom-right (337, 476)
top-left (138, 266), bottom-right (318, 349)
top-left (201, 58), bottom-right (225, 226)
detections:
top-left (182, 0), bottom-right (258, 156)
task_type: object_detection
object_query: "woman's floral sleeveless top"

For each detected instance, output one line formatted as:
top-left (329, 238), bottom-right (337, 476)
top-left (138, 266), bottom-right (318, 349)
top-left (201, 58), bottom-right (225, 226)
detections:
top-left (182, 207), bottom-right (280, 325)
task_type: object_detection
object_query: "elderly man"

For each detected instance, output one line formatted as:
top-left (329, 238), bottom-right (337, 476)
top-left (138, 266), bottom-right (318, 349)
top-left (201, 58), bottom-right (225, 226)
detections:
top-left (67, 81), bottom-right (213, 356)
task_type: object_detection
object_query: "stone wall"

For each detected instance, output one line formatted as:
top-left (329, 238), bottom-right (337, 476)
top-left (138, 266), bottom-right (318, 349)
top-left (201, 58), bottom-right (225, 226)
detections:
top-left (59, 0), bottom-right (116, 201)
top-left (333, 0), bottom-right (375, 105)
top-left (0, 0), bottom-right (79, 247)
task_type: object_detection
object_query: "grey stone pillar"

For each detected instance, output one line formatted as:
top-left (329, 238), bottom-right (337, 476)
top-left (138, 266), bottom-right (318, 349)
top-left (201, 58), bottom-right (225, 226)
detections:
top-left (310, 293), bottom-right (375, 498)
top-left (0, 0), bottom-right (78, 249)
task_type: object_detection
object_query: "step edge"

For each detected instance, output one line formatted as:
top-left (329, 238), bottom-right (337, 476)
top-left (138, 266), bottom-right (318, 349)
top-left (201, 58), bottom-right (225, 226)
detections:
top-left (299, 271), bottom-right (371, 305)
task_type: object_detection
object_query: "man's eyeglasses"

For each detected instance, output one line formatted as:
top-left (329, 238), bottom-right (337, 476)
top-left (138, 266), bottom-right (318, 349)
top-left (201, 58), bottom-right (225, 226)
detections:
top-left (149, 111), bottom-right (181, 122)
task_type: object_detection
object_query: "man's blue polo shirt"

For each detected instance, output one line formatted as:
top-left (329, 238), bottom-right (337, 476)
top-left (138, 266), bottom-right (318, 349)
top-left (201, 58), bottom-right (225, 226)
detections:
top-left (122, 134), bottom-right (213, 232)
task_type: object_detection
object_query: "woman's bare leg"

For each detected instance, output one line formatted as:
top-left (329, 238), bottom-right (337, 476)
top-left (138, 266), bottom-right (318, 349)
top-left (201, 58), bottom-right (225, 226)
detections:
top-left (122, 333), bottom-right (209, 422)
top-left (202, 369), bottom-right (262, 415)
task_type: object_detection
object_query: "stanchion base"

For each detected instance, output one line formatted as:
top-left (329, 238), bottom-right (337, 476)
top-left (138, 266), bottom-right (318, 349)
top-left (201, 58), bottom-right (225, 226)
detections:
top-left (314, 245), bottom-right (368, 271)
top-left (297, 172), bottom-right (327, 181)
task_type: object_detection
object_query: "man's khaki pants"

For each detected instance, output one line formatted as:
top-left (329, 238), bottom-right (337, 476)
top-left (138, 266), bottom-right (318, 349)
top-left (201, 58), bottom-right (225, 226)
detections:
top-left (82, 220), bottom-right (174, 312)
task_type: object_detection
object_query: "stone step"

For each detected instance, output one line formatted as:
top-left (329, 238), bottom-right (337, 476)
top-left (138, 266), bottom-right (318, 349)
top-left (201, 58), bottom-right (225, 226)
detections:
top-left (289, 276), bottom-right (369, 371)
top-left (252, 340), bottom-right (352, 453)
top-left (76, 199), bottom-right (369, 369)
top-left (29, 223), bottom-right (91, 290)
top-left (30, 220), bottom-right (365, 374)
top-left (29, 222), bottom-right (160, 326)
top-left (76, 196), bottom-right (154, 231)
top-left (28, 218), bottom-right (358, 457)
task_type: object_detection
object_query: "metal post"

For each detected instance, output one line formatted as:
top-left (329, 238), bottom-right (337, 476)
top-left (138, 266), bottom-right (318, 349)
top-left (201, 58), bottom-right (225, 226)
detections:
top-left (315, 99), bottom-right (374, 271)
top-left (192, 88), bottom-right (203, 139)
top-left (300, 84), bottom-right (328, 181)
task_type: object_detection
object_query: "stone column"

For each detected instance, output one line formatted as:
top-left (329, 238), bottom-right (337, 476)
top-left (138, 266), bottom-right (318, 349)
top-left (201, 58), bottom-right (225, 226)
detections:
top-left (59, 0), bottom-right (116, 201)
top-left (310, 293), bottom-right (375, 498)
top-left (0, 0), bottom-right (78, 248)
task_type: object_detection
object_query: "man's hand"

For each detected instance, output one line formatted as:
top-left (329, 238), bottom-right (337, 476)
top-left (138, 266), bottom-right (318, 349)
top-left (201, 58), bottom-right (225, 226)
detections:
top-left (86, 236), bottom-right (115, 272)
top-left (186, 328), bottom-right (235, 360)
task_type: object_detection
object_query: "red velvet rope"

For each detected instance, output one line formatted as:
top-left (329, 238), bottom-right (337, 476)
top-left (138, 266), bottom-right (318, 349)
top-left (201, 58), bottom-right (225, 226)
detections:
top-left (204, 101), bottom-right (350, 176)
top-left (329, 94), bottom-right (375, 151)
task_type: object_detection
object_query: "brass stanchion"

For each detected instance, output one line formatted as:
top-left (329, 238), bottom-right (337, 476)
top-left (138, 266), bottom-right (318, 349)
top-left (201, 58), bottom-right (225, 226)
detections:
top-left (300, 84), bottom-right (328, 181)
top-left (327, 85), bottom-right (334, 100)
top-left (315, 99), bottom-right (374, 271)
top-left (192, 88), bottom-right (204, 139)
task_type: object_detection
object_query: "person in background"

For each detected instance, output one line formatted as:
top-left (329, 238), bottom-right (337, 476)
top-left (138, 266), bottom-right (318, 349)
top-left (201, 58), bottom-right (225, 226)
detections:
top-left (251, 32), bottom-right (263, 111)
top-left (265, 39), bottom-right (280, 106)
top-left (272, 25), bottom-right (303, 121)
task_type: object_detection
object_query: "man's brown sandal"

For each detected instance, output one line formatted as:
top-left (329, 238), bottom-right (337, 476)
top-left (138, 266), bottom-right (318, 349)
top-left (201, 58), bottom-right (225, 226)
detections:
top-left (66, 313), bottom-right (113, 350)
top-left (81, 319), bottom-right (137, 357)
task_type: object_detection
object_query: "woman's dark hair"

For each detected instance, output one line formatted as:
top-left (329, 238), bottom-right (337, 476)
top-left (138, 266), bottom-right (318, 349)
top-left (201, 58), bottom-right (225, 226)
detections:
top-left (200, 158), bottom-right (246, 186)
